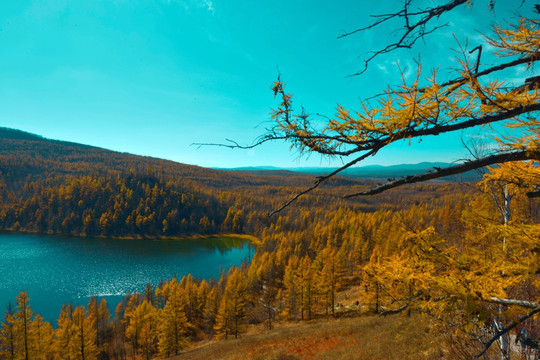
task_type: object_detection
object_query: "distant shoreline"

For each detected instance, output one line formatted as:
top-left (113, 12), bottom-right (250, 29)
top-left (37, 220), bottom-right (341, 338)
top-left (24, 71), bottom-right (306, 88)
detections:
top-left (0, 229), bottom-right (260, 246)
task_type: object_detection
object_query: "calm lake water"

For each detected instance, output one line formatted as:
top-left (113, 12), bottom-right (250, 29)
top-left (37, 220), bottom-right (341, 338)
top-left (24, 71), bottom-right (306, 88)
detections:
top-left (0, 232), bottom-right (253, 322)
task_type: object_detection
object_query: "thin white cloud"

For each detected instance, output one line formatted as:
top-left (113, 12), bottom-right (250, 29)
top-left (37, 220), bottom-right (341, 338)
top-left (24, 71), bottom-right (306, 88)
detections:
top-left (376, 63), bottom-right (389, 74)
top-left (200, 0), bottom-right (215, 15)
top-left (164, 0), bottom-right (214, 15)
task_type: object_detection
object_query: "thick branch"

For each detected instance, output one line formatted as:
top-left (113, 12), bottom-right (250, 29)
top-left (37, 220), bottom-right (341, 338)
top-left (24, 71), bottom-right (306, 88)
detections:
top-left (433, 55), bottom-right (539, 95)
top-left (390, 291), bottom-right (423, 304)
top-left (475, 306), bottom-right (540, 358)
top-left (379, 303), bottom-right (409, 316)
top-left (488, 297), bottom-right (540, 309)
top-left (393, 103), bottom-right (540, 145)
top-left (345, 150), bottom-right (537, 198)
top-left (292, 102), bottom-right (540, 157)
top-left (265, 101), bottom-right (539, 213)
top-left (199, 101), bottom-right (540, 161)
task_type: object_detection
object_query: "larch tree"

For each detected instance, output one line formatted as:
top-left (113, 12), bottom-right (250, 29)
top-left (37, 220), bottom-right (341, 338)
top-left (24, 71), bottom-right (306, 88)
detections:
top-left (126, 301), bottom-right (158, 360)
top-left (214, 268), bottom-right (247, 339)
top-left (0, 303), bottom-right (16, 360)
top-left (156, 278), bottom-right (190, 357)
top-left (70, 305), bottom-right (97, 360)
top-left (202, 286), bottom-right (219, 336)
top-left (123, 294), bottom-right (142, 359)
top-left (203, 0), bottom-right (539, 356)
top-left (13, 291), bottom-right (33, 360)
top-left (32, 314), bottom-right (54, 360)
top-left (55, 303), bottom-right (74, 360)
top-left (299, 255), bottom-right (314, 321)
top-left (280, 255), bottom-right (301, 322)
top-left (88, 298), bottom-right (110, 357)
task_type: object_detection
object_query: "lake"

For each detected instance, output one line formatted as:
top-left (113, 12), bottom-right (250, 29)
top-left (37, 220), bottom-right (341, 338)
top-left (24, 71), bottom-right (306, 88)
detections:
top-left (0, 232), bottom-right (253, 322)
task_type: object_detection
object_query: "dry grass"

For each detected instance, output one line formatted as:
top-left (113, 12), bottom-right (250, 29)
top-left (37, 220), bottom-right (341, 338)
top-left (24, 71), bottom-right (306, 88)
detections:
top-left (169, 314), bottom-right (447, 360)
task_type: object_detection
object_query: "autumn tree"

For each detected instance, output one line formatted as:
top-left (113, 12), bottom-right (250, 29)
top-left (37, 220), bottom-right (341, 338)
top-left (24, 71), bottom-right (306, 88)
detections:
top-left (123, 294), bottom-right (142, 359)
top-left (70, 306), bottom-right (98, 360)
top-left (32, 314), bottom-right (54, 360)
top-left (55, 304), bottom-right (74, 360)
top-left (0, 303), bottom-right (16, 360)
top-left (87, 298), bottom-right (110, 357)
top-left (214, 268), bottom-right (248, 339)
top-left (126, 301), bottom-right (158, 360)
top-left (207, 1), bottom-right (540, 356)
top-left (13, 292), bottom-right (33, 360)
top-left (155, 278), bottom-right (190, 357)
top-left (299, 255), bottom-right (314, 321)
top-left (280, 255), bottom-right (301, 322)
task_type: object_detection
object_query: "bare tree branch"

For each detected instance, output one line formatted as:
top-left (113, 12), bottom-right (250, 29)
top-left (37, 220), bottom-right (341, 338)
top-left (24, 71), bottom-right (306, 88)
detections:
top-left (268, 147), bottom-right (380, 216)
top-left (338, 0), bottom-right (469, 75)
top-left (197, 100), bottom-right (540, 161)
top-left (365, 55), bottom-right (539, 100)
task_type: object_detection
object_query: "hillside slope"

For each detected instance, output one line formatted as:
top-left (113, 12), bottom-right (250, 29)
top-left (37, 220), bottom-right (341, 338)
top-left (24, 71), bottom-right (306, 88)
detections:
top-left (0, 127), bottom-right (369, 237)
top-left (170, 315), bottom-right (448, 360)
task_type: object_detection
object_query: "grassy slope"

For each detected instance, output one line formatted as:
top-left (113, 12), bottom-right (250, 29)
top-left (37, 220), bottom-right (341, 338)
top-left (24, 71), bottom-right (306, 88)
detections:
top-left (171, 315), bottom-right (446, 360)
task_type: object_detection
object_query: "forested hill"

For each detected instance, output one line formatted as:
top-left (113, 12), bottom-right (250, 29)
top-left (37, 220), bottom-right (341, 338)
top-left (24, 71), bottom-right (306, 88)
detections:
top-left (0, 127), bottom-right (363, 238)
top-left (0, 127), bottom-right (466, 238)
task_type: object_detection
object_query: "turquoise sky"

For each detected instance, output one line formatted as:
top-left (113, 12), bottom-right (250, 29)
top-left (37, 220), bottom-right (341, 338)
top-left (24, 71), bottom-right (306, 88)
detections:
top-left (0, 0), bottom-right (529, 168)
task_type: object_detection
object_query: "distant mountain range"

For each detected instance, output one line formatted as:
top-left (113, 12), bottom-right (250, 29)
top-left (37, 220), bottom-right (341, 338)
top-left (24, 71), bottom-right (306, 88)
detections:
top-left (216, 162), bottom-right (482, 182)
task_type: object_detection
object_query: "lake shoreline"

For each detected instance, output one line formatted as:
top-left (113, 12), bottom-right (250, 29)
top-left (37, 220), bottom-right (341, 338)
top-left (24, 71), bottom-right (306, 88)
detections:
top-left (0, 228), bottom-right (260, 246)
top-left (0, 232), bottom-right (254, 322)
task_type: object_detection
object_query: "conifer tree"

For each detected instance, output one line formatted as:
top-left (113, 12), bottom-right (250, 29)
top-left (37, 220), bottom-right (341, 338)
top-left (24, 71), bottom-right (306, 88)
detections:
top-left (70, 306), bottom-right (97, 360)
top-left (281, 256), bottom-right (300, 322)
top-left (299, 256), bottom-right (313, 320)
top-left (0, 303), bottom-right (16, 360)
top-left (123, 294), bottom-right (141, 359)
top-left (13, 291), bottom-right (33, 360)
top-left (214, 268), bottom-right (247, 339)
top-left (156, 279), bottom-right (190, 357)
top-left (32, 314), bottom-right (53, 360)
top-left (202, 286), bottom-right (219, 337)
top-left (55, 304), bottom-right (73, 360)
top-left (126, 301), bottom-right (157, 360)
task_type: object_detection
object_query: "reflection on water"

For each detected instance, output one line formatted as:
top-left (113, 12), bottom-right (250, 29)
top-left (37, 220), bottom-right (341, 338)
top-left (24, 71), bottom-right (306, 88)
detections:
top-left (0, 233), bottom-right (253, 322)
